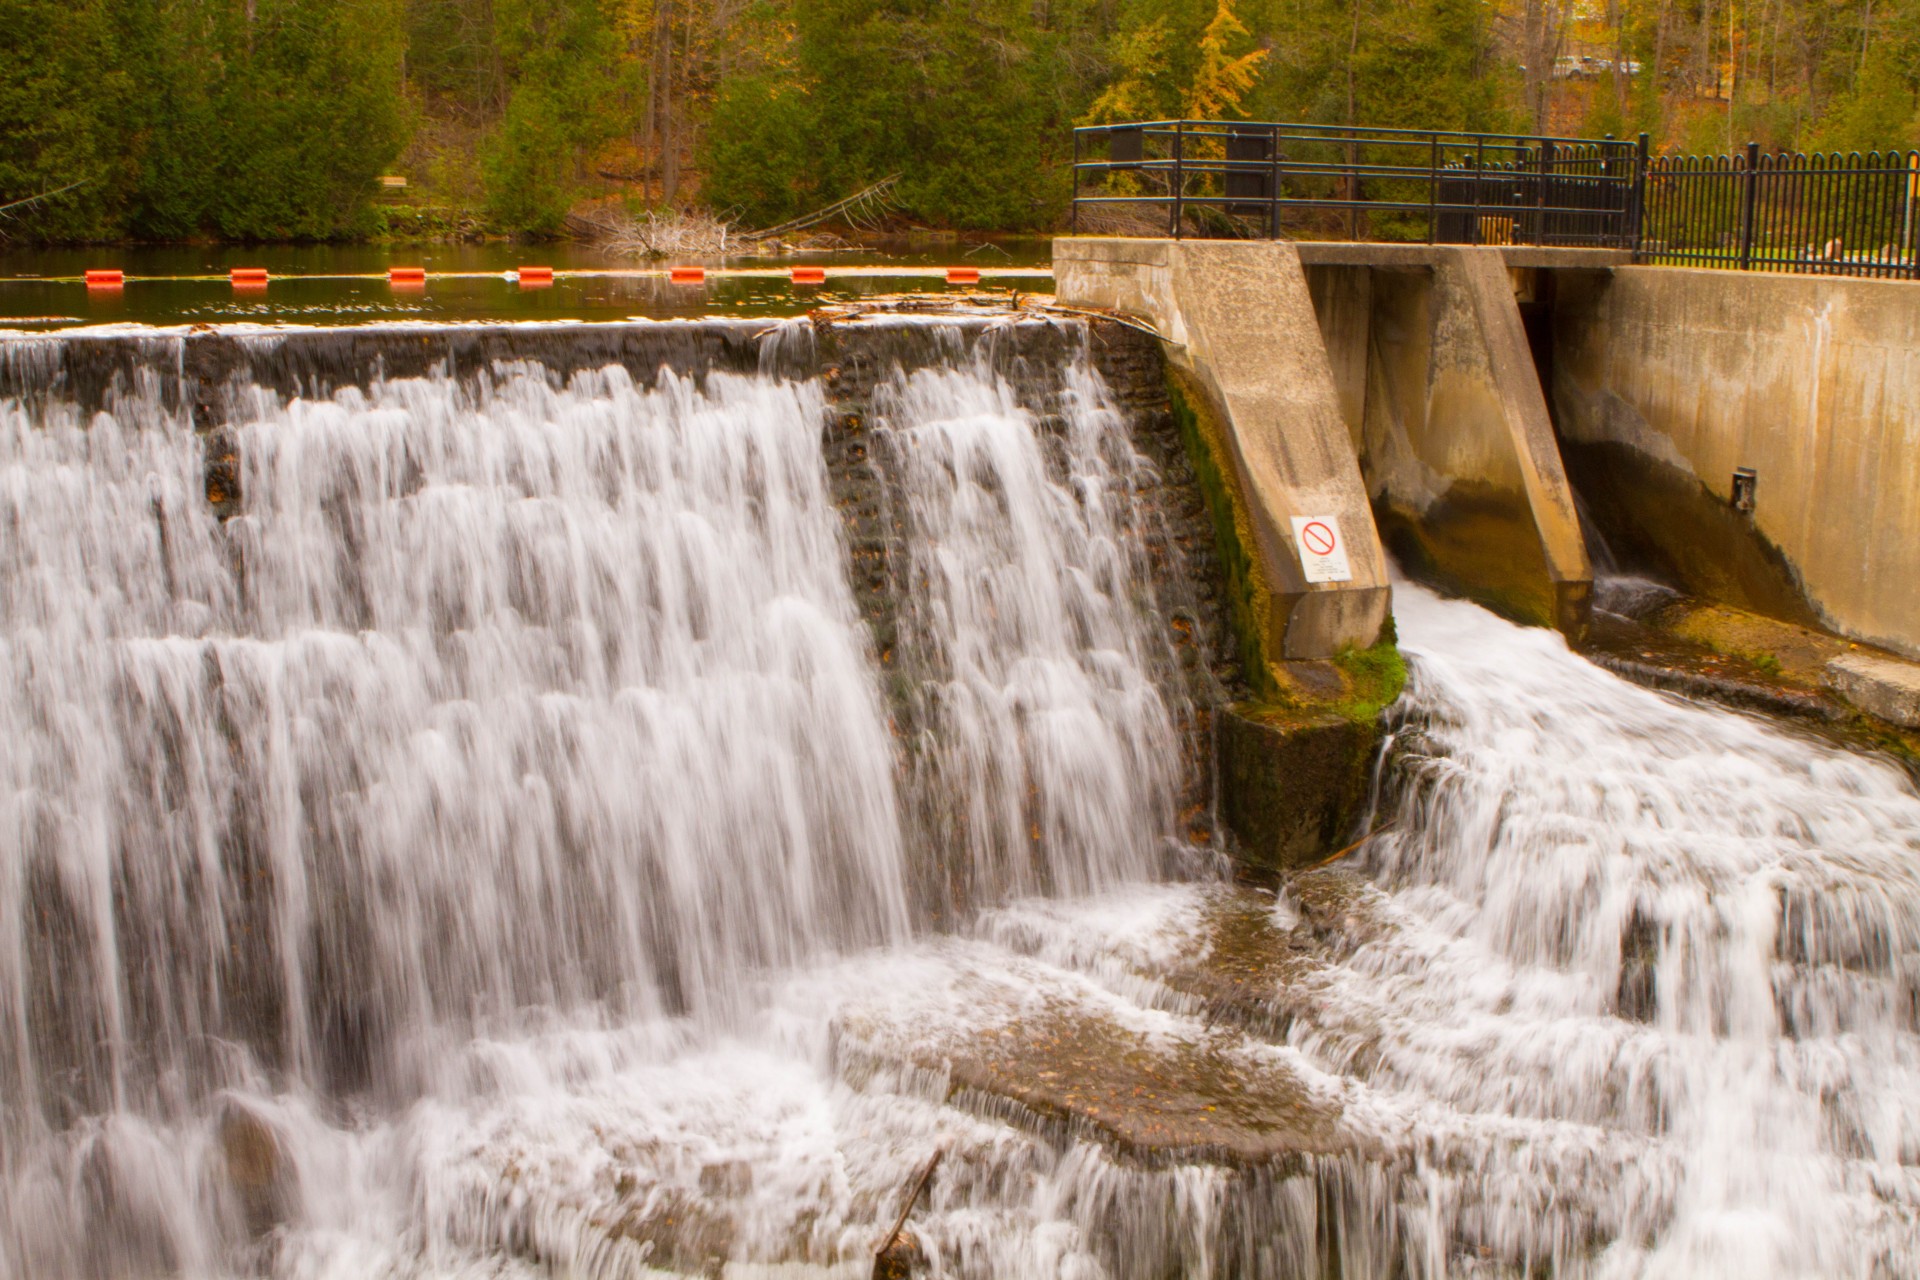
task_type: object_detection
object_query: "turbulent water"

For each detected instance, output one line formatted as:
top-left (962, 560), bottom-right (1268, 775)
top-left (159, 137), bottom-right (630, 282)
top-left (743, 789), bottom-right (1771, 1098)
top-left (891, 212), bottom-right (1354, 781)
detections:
top-left (3, 321), bottom-right (1920, 1278)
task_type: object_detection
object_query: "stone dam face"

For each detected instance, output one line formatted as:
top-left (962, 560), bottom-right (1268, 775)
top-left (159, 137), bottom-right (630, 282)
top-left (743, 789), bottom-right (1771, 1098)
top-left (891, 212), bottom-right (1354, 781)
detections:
top-left (4, 313), bottom-right (1920, 1278)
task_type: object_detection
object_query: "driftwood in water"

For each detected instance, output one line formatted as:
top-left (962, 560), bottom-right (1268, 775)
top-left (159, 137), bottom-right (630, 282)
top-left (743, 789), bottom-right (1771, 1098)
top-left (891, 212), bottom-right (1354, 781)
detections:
top-left (871, 1147), bottom-right (945, 1280)
top-left (751, 175), bottom-right (901, 240)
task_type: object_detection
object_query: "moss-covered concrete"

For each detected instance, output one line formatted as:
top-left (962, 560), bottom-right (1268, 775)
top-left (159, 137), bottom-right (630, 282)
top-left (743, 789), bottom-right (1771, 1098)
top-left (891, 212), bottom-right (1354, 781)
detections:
top-left (1165, 367), bottom-right (1279, 699)
top-left (1588, 594), bottom-right (1920, 772)
top-left (1215, 709), bottom-right (1381, 875)
top-left (1210, 628), bottom-right (1406, 874)
top-left (1159, 355), bottom-right (1408, 871)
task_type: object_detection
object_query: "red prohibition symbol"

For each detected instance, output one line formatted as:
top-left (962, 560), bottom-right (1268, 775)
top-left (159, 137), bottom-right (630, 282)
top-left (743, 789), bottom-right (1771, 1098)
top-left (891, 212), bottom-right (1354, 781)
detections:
top-left (1301, 521), bottom-right (1337, 556)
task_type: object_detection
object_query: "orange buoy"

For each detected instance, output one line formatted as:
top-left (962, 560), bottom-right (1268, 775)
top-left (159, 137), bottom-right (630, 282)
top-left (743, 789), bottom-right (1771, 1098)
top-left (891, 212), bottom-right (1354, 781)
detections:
top-left (790, 266), bottom-right (826, 284)
top-left (230, 267), bottom-right (269, 285)
top-left (388, 266), bottom-right (427, 284)
top-left (945, 266), bottom-right (980, 284)
top-left (517, 265), bottom-right (554, 286)
top-left (85, 269), bottom-right (124, 288)
top-left (669, 266), bottom-right (706, 284)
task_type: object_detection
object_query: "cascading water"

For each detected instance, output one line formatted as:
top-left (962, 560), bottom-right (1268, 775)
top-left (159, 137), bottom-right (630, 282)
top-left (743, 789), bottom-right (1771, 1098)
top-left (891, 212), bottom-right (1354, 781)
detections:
top-left (1309, 583), bottom-right (1920, 1278)
top-left (870, 356), bottom-right (1187, 908)
top-left (3, 316), bottom-right (1919, 1279)
top-left (0, 319), bottom-right (1203, 1276)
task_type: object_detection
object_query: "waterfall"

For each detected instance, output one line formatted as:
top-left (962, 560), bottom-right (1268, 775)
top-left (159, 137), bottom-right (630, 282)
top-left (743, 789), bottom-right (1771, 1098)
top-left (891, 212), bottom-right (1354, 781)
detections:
top-left (4, 318), bottom-right (1919, 1278)
top-left (0, 321), bottom-right (1201, 1276)
top-left (1307, 583), bottom-right (1920, 1278)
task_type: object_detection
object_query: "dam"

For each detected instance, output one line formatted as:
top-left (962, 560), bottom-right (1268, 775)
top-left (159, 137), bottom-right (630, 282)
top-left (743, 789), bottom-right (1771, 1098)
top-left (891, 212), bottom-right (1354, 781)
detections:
top-left (4, 248), bottom-right (1920, 1279)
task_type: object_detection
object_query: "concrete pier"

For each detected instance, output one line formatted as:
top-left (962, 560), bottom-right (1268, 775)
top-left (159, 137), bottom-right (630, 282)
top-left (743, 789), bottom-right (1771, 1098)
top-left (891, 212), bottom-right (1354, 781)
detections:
top-left (1054, 237), bottom-right (1391, 664)
top-left (1311, 248), bottom-right (1593, 637)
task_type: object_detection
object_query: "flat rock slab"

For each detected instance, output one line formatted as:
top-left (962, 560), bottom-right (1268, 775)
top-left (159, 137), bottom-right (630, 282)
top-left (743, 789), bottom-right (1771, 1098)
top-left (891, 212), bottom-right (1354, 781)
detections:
top-left (1827, 652), bottom-right (1920, 728)
top-left (935, 1001), bottom-right (1351, 1167)
top-left (836, 884), bottom-right (1397, 1170)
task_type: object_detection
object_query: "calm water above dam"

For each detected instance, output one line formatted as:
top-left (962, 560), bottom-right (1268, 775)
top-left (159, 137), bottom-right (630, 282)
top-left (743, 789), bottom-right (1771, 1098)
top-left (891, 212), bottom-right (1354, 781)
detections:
top-left (0, 243), bottom-right (1052, 331)
top-left (2, 315), bottom-right (1919, 1277)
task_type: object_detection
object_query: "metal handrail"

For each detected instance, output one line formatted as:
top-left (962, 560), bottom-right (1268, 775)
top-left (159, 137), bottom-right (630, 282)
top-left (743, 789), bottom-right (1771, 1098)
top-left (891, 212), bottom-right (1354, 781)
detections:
top-left (1070, 120), bottom-right (1639, 249)
top-left (1071, 119), bottom-right (1920, 278)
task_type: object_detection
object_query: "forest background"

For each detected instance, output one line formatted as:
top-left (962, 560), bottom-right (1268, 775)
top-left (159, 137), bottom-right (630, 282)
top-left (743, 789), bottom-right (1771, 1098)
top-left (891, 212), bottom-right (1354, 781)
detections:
top-left (3, 0), bottom-right (1917, 244)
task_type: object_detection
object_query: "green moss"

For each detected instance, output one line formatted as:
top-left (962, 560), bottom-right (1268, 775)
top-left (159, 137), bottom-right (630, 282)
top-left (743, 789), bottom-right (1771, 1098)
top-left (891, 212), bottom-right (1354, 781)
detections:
top-left (1165, 368), bottom-right (1277, 698)
top-left (1749, 651), bottom-right (1784, 678)
top-left (1331, 635), bottom-right (1409, 723)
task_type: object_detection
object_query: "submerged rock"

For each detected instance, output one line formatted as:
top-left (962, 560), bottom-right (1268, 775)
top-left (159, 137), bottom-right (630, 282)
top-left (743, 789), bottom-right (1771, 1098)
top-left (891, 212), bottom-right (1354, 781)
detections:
top-left (219, 1101), bottom-right (295, 1238)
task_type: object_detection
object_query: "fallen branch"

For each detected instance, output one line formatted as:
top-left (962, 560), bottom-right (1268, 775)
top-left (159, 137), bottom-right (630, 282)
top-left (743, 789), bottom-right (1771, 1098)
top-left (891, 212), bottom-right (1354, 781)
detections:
top-left (871, 1147), bottom-right (945, 1277)
top-left (751, 175), bottom-right (901, 240)
top-left (0, 178), bottom-right (91, 234)
top-left (1026, 302), bottom-right (1179, 345)
top-left (1299, 820), bottom-right (1395, 873)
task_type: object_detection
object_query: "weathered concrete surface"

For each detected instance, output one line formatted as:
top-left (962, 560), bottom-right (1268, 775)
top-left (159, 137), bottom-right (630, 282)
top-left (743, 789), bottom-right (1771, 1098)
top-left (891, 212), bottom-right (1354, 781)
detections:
top-left (1303, 264), bottom-right (1370, 453)
top-left (1341, 249), bottom-right (1593, 637)
top-left (1054, 237), bottom-right (1391, 662)
top-left (1554, 266), bottom-right (1920, 659)
top-left (1827, 653), bottom-right (1920, 728)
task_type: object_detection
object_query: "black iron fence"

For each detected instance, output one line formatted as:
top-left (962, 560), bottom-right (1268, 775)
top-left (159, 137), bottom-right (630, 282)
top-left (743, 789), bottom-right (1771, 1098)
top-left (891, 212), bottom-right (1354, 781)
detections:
top-left (1640, 144), bottom-right (1920, 278)
top-left (1071, 121), bottom-right (1920, 278)
top-left (1071, 121), bottom-right (1642, 248)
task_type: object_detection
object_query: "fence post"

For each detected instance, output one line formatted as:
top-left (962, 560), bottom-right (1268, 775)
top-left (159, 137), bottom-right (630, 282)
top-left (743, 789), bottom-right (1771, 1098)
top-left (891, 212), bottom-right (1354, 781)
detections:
top-left (1427, 134), bottom-right (1440, 245)
top-left (1071, 129), bottom-right (1081, 235)
top-left (1539, 137), bottom-right (1555, 246)
top-left (1908, 152), bottom-right (1919, 280)
top-left (1738, 140), bottom-right (1760, 271)
top-left (1171, 122), bottom-right (1184, 239)
top-left (1269, 125), bottom-right (1283, 240)
top-left (1632, 132), bottom-right (1649, 258)
top-left (1471, 137), bottom-right (1484, 245)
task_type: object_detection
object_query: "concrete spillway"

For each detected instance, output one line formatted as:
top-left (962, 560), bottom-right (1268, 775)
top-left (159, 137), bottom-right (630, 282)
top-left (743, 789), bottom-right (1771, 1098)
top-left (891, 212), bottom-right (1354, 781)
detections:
top-left (4, 315), bottom-right (1920, 1276)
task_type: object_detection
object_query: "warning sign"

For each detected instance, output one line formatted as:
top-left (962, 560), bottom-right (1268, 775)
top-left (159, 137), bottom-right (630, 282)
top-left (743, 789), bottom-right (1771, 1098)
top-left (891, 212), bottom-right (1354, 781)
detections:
top-left (1291, 515), bottom-right (1353, 584)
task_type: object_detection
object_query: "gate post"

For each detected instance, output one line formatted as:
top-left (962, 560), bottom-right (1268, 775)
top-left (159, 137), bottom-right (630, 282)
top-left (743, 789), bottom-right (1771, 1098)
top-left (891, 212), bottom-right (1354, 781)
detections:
top-left (1631, 133), bottom-right (1650, 258)
top-left (1738, 140), bottom-right (1761, 271)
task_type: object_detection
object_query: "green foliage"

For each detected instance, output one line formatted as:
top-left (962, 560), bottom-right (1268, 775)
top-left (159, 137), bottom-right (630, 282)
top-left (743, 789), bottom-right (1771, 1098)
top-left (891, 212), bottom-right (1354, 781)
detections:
top-left (710, 0), bottom-right (1083, 231)
top-left (0, 0), bottom-right (134, 239)
top-left (6, 0), bottom-right (1919, 243)
top-left (1811, 48), bottom-right (1920, 155)
top-left (482, 0), bottom-right (628, 233)
top-left (701, 74), bottom-right (816, 226)
top-left (1, 0), bottom-right (406, 242)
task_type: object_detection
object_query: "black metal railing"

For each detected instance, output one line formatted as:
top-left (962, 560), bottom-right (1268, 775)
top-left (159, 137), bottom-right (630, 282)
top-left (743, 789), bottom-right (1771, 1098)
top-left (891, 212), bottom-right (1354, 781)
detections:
top-left (1071, 121), bottom-right (1920, 278)
top-left (1070, 121), bottom-right (1642, 249)
top-left (1639, 144), bottom-right (1920, 278)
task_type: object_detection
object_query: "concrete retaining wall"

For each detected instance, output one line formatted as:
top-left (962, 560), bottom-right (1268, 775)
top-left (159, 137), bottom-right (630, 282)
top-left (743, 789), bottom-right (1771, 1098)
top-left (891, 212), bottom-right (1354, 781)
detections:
top-left (1554, 267), bottom-right (1920, 659)
top-left (1054, 237), bottom-right (1391, 663)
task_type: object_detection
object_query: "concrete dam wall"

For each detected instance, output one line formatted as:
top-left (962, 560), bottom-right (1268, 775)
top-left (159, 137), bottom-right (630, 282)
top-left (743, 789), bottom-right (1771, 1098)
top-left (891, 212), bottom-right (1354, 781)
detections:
top-left (1056, 236), bottom-right (1920, 668)
top-left (1554, 266), bottom-right (1920, 661)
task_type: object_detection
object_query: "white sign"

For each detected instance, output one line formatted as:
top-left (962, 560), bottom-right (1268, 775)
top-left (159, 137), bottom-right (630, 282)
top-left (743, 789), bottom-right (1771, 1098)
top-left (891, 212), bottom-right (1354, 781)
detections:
top-left (1290, 515), bottom-right (1353, 583)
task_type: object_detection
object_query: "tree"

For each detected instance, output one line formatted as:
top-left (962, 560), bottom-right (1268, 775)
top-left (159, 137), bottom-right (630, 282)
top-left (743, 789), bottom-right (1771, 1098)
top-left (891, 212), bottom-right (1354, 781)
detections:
top-left (1189, 1), bottom-right (1268, 118)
